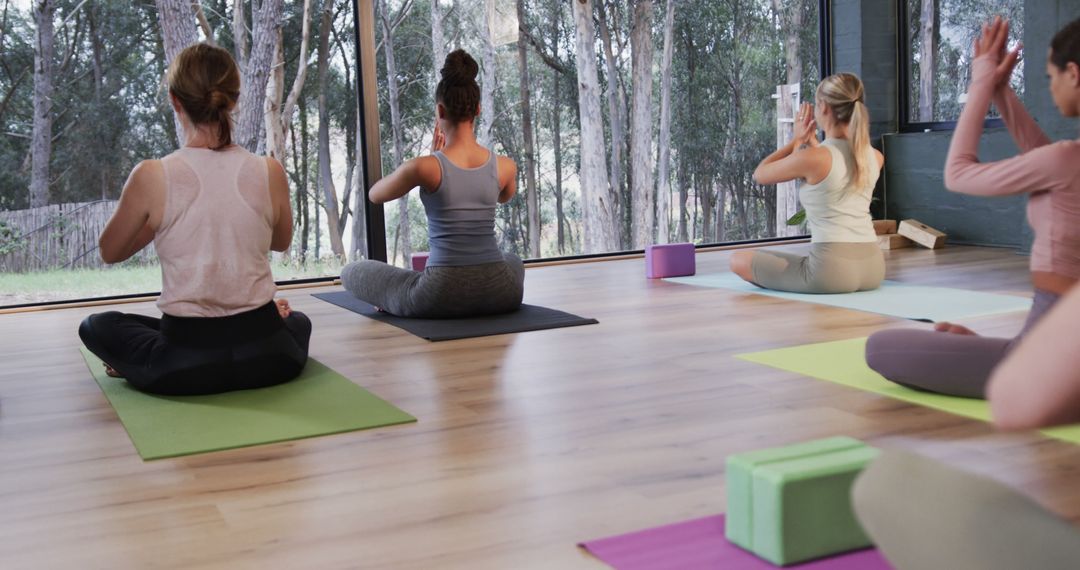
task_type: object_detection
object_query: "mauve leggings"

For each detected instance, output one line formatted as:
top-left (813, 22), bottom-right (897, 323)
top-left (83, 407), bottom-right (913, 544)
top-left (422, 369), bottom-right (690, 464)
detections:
top-left (864, 289), bottom-right (1059, 398)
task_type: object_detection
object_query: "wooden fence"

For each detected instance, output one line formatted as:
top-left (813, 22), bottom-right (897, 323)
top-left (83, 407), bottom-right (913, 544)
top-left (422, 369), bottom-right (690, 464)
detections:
top-left (0, 200), bottom-right (156, 273)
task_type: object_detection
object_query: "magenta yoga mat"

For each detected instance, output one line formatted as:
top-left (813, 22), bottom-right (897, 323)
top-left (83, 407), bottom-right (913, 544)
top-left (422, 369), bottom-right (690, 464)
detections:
top-left (578, 514), bottom-right (892, 570)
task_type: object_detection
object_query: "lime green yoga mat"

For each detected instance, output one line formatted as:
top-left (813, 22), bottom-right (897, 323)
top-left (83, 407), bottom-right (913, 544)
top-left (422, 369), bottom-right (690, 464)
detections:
top-left (736, 338), bottom-right (1080, 445)
top-left (667, 273), bottom-right (1031, 322)
top-left (80, 348), bottom-right (416, 460)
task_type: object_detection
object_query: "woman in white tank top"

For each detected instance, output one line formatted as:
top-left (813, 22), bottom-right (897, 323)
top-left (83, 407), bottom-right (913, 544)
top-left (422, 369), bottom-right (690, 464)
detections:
top-left (78, 44), bottom-right (311, 396)
top-left (729, 73), bottom-right (886, 294)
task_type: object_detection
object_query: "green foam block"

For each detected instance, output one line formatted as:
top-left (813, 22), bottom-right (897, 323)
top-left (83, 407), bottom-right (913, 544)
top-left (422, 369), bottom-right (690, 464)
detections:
top-left (80, 348), bottom-right (417, 460)
top-left (726, 437), bottom-right (878, 566)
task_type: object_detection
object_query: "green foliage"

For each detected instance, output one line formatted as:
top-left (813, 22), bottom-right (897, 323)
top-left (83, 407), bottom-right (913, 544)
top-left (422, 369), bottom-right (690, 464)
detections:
top-left (0, 220), bottom-right (26, 256)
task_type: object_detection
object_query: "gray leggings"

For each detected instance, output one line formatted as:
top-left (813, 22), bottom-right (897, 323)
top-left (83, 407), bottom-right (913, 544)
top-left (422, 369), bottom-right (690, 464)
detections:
top-left (751, 242), bottom-right (885, 294)
top-left (340, 253), bottom-right (524, 318)
top-left (853, 449), bottom-right (1080, 570)
top-left (865, 289), bottom-right (1059, 398)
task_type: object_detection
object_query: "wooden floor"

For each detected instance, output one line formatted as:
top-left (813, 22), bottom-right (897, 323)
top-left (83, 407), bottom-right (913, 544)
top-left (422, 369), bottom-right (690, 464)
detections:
top-left (2, 243), bottom-right (1077, 569)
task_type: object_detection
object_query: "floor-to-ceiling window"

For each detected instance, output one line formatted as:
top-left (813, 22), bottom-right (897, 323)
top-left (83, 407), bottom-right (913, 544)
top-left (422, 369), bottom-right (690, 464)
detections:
top-left (370, 0), bottom-right (825, 266)
top-left (0, 0), bottom-right (828, 307)
top-left (0, 0), bottom-right (360, 307)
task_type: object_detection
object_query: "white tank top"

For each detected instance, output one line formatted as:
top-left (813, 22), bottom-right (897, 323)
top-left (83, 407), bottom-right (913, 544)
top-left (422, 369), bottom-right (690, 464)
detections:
top-left (798, 138), bottom-right (879, 244)
top-left (154, 146), bottom-right (278, 317)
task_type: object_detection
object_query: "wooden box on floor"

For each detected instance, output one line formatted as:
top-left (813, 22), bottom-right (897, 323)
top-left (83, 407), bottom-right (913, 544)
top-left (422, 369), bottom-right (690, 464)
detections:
top-left (872, 220), bottom-right (898, 235)
top-left (898, 219), bottom-right (947, 249)
top-left (877, 234), bottom-right (913, 250)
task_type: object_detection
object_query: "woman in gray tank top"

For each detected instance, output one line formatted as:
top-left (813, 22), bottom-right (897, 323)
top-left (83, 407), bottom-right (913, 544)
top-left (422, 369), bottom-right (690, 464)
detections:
top-left (340, 50), bottom-right (524, 318)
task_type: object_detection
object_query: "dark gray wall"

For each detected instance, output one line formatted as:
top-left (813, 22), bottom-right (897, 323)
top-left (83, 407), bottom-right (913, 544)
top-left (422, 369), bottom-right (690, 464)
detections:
top-left (835, 0), bottom-right (1080, 249)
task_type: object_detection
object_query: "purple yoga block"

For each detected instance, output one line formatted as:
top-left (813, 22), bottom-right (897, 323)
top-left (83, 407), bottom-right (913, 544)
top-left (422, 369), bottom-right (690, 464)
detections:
top-left (411, 252), bottom-right (430, 271)
top-left (646, 243), bottom-right (695, 279)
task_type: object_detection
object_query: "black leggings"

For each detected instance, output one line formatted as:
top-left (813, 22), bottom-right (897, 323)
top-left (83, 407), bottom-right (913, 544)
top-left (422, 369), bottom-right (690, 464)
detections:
top-left (78, 301), bottom-right (312, 396)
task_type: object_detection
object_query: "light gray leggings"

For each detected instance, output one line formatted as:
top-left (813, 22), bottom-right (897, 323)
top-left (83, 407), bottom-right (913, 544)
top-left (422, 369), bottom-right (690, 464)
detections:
top-left (865, 289), bottom-right (1059, 398)
top-left (853, 449), bottom-right (1080, 570)
top-left (751, 242), bottom-right (885, 294)
top-left (340, 253), bottom-right (524, 319)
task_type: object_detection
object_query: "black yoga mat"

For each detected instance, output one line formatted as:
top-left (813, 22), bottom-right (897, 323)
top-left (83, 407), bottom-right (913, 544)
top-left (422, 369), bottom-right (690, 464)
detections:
top-left (313, 291), bottom-right (599, 341)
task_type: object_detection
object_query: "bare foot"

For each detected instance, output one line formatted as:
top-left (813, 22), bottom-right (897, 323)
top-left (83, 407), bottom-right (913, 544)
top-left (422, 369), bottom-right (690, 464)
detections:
top-left (934, 322), bottom-right (977, 336)
top-left (104, 364), bottom-right (122, 378)
top-left (275, 298), bottom-right (292, 318)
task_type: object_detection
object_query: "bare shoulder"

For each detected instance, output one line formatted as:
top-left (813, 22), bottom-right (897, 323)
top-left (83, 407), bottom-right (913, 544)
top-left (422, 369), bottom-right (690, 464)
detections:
top-left (799, 145), bottom-right (832, 168)
top-left (264, 156), bottom-right (287, 178)
top-left (413, 156), bottom-right (443, 190)
top-left (496, 155), bottom-right (517, 184)
top-left (496, 155), bottom-right (518, 174)
top-left (129, 159), bottom-right (165, 187)
top-left (873, 148), bottom-right (885, 168)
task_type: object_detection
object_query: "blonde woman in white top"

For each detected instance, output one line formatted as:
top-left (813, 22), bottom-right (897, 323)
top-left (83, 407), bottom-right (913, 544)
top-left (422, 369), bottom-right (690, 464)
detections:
top-left (730, 73), bottom-right (886, 294)
top-left (78, 44), bottom-right (310, 396)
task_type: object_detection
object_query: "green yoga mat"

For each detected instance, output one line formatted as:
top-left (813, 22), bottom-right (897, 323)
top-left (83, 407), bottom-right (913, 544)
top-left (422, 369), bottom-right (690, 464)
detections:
top-left (736, 338), bottom-right (1080, 445)
top-left (80, 348), bottom-right (416, 460)
top-left (666, 273), bottom-right (1031, 322)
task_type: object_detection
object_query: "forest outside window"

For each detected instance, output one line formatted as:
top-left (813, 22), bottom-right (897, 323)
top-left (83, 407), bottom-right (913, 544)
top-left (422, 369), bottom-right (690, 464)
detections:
top-left (902, 0), bottom-right (1024, 129)
top-left (373, 0), bottom-right (824, 265)
top-left (0, 0), bottom-right (363, 307)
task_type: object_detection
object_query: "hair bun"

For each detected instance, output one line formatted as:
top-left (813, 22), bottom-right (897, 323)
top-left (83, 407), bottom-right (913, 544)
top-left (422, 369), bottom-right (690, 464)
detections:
top-left (206, 89), bottom-right (233, 111)
top-left (441, 49), bottom-right (479, 85)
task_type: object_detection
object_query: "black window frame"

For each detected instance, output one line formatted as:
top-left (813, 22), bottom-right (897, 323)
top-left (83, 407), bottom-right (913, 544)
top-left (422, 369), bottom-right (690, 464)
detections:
top-left (896, 0), bottom-right (1008, 133)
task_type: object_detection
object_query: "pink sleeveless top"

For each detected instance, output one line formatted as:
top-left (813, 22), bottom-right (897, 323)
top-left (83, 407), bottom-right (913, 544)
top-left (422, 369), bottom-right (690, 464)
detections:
top-left (945, 56), bottom-right (1080, 279)
top-left (155, 146), bottom-right (277, 317)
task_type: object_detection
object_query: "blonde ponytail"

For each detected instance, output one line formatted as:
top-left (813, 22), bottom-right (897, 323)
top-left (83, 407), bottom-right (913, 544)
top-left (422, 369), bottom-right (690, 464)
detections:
top-left (815, 73), bottom-right (874, 190)
top-left (848, 100), bottom-right (871, 190)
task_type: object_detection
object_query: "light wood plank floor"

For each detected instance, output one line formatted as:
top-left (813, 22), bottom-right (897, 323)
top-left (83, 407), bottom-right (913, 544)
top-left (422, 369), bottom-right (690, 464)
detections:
top-left (2, 244), bottom-right (1076, 569)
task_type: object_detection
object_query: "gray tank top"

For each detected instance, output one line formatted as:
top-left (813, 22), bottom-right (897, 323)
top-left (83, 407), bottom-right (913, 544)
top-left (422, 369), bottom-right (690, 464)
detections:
top-left (420, 150), bottom-right (505, 267)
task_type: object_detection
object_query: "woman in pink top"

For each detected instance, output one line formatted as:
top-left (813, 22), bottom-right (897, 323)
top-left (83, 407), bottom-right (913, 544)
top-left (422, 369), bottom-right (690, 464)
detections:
top-left (78, 44), bottom-right (311, 396)
top-left (864, 16), bottom-right (1080, 399)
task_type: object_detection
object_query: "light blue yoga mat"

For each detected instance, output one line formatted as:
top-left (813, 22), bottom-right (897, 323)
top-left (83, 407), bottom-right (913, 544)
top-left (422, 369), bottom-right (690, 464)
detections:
top-left (665, 273), bottom-right (1031, 322)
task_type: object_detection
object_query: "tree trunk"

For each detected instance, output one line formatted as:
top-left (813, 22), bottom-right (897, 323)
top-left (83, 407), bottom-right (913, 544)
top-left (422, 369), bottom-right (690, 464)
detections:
top-left (298, 96), bottom-right (311, 261)
top-left (676, 153), bottom-right (689, 242)
top-left (29, 0), bottom-right (54, 208)
top-left (267, 0), bottom-right (312, 164)
top-left (195, 0), bottom-right (215, 42)
top-left (431, 0), bottom-right (446, 77)
top-left (316, 0), bottom-right (345, 257)
top-left (235, 0), bottom-right (283, 152)
top-left (516, 0), bottom-right (540, 257)
top-left (549, 3), bottom-right (566, 254)
top-left (477, 0), bottom-right (496, 148)
top-left (379, 0), bottom-right (411, 264)
top-left (595, 3), bottom-right (625, 225)
top-left (88, 3), bottom-right (107, 200)
top-left (156, 0), bottom-right (197, 147)
top-left (234, 0), bottom-right (247, 65)
top-left (265, 26), bottom-right (286, 160)
top-left (655, 0), bottom-right (675, 244)
top-left (571, 0), bottom-right (618, 252)
top-left (918, 0), bottom-right (937, 122)
top-left (350, 110), bottom-right (366, 260)
top-left (629, 0), bottom-right (654, 248)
